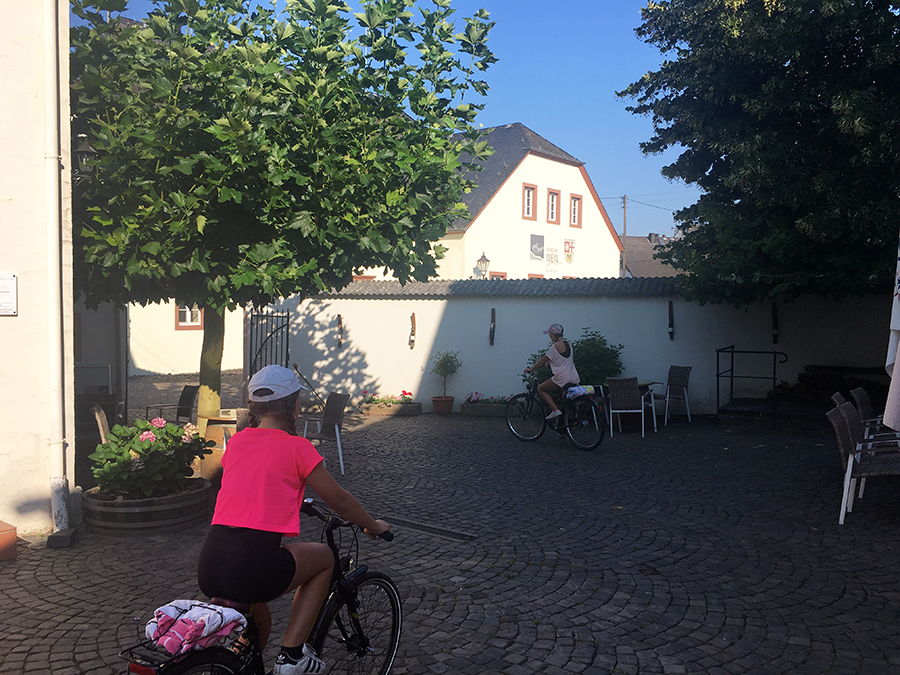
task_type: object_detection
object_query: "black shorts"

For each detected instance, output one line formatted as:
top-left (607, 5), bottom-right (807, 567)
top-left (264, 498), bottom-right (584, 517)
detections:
top-left (197, 525), bottom-right (296, 603)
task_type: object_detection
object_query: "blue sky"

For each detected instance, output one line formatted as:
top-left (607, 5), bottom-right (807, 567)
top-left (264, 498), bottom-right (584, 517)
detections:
top-left (74, 0), bottom-right (700, 237)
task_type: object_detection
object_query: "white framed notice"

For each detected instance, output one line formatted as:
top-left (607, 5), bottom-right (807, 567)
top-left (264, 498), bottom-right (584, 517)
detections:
top-left (0, 274), bottom-right (18, 316)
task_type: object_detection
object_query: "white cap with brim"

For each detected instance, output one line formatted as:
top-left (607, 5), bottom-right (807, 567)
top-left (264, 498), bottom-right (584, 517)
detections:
top-left (248, 365), bottom-right (303, 402)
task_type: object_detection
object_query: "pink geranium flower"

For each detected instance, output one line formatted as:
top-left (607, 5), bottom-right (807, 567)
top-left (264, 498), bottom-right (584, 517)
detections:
top-left (139, 431), bottom-right (157, 443)
top-left (150, 417), bottom-right (167, 428)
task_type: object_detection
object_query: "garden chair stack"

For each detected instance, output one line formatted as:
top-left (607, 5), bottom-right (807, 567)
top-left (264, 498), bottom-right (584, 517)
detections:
top-left (826, 403), bottom-right (900, 524)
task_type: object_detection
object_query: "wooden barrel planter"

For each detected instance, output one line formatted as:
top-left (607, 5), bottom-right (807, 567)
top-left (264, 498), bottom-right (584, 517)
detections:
top-left (83, 478), bottom-right (212, 536)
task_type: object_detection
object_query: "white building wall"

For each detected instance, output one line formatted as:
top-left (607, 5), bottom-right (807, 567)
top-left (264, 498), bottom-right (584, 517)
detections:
top-left (128, 301), bottom-right (245, 376)
top-left (0, 1), bottom-right (76, 532)
top-left (279, 291), bottom-right (889, 414)
top-left (441, 156), bottom-right (620, 280)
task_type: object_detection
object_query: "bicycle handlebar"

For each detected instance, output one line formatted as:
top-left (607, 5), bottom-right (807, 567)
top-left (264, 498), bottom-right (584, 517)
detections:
top-left (301, 498), bottom-right (394, 541)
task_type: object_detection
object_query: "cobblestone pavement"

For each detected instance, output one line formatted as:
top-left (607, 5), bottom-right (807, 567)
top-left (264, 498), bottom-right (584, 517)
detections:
top-left (3, 381), bottom-right (900, 675)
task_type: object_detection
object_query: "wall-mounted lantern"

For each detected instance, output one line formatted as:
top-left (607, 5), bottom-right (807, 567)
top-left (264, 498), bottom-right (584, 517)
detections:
top-left (476, 253), bottom-right (490, 279)
top-left (73, 134), bottom-right (98, 185)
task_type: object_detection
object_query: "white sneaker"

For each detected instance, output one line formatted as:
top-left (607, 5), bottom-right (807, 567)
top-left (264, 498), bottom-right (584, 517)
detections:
top-left (274, 644), bottom-right (326, 675)
top-left (545, 409), bottom-right (562, 420)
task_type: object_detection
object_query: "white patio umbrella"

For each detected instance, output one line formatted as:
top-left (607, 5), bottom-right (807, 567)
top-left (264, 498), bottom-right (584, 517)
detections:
top-left (881, 241), bottom-right (900, 430)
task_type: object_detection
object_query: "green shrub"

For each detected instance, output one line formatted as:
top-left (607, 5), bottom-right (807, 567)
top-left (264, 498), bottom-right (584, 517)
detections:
top-left (520, 329), bottom-right (623, 386)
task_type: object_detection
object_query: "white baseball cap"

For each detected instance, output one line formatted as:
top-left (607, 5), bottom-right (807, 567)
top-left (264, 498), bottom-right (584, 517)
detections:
top-left (248, 365), bottom-right (303, 402)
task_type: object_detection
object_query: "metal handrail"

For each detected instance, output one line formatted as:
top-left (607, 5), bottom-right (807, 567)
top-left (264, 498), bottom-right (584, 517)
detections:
top-left (716, 345), bottom-right (788, 412)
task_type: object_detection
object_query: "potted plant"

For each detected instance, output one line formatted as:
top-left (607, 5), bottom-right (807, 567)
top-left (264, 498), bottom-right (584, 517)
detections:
top-left (83, 417), bottom-right (215, 535)
top-left (430, 351), bottom-right (462, 414)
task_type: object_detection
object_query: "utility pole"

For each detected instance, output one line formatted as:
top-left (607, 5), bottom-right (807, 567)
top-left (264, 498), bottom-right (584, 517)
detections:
top-left (621, 195), bottom-right (627, 278)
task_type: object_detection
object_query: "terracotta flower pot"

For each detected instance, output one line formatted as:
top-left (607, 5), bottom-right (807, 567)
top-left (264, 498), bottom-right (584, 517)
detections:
top-left (431, 396), bottom-right (455, 414)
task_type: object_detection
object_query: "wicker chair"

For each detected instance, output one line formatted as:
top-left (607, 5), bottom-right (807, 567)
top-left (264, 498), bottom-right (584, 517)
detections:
top-left (146, 384), bottom-right (199, 423)
top-left (850, 387), bottom-right (883, 425)
top-left (91, 404), bottom-right (110, 444)
top-left (652, 365), bottom-right (692, 426)
top-left (605, 377), bottom-right (657, 438)
top-left (303, 392), bottom-right (351, 474)
top-left (827, 404), bottom-right (900, 524)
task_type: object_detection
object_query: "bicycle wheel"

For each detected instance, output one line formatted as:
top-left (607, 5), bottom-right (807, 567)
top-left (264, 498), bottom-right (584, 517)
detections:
top-left (160, 647), bottom-right (243, 675)
top-left (564, 397), bottom-right (605, 450)
top-left (312, 571), bottom-right (402, 675)
top-left (506, 393), bottom-right (546, 441)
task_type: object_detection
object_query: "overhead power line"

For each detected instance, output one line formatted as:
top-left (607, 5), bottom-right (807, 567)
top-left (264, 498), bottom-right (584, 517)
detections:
top-left (628, 198), bottom-right (676, 213)
top-left (599, 196), bottom-right (677, 213)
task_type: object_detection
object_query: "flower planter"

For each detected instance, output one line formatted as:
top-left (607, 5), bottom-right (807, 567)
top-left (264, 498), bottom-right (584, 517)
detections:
top-left (460, 402), bottom-right (507, 417)
top-left (359, 402), bottom-right (422, 416)
top-left (83, 478), bottom-right (212, 536)
top-left (431, 396), bottom-right (455, 414)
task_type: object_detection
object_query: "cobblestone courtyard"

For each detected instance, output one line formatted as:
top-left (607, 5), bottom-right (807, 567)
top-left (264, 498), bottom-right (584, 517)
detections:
top-left (2, 380), bottom-right (900, 674)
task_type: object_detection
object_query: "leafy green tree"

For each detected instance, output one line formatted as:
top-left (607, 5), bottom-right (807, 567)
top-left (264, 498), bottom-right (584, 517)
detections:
top-left (70, 0), bottom-right (495, 414)
top-left (618, 0), bottom-right (900, 305)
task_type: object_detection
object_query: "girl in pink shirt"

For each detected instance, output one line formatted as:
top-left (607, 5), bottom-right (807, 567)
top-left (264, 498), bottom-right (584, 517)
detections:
top-left (198, 366), bottom-right (390, 675)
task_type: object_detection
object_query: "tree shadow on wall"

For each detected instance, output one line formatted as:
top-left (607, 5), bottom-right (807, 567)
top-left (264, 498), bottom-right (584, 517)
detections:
top-left (280, 300), bottom-right (384, 412)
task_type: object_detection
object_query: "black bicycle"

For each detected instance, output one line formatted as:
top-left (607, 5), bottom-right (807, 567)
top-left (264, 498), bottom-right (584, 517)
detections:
top-left (506, 376), bottom-right (606, 450)
top-left (121, 499), bottom-right (401, 675)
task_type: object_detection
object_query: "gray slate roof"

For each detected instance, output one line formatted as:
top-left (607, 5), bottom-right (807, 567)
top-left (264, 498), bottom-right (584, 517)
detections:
top-left (319, 276), bottom-right (678, 299)
top-left (452, 123), bottom-right (584, 231)
top-left (622, 234), bottom-right (678, 278)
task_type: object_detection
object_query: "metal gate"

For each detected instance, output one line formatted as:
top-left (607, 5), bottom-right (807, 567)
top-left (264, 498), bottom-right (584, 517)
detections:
top-left (248, 309), bottom-right (291, 376)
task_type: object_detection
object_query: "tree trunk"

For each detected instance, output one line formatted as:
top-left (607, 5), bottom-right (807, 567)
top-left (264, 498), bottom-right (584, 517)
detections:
top-left (198, 308), bottom-right (225, 419)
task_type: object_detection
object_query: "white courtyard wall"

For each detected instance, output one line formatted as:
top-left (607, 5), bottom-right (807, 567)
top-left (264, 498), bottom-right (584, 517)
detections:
top-left (279, 292), bottom-right (889, 414)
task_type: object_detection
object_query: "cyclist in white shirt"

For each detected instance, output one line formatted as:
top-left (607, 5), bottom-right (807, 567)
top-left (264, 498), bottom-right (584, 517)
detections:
top-left (523, 323), bottom-right (580, 420)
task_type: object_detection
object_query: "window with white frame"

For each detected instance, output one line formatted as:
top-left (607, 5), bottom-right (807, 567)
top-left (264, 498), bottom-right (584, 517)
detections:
top-left (547, 189), bottom-right (560, 224)
top-left (523, 183), bottom-right (537, 220)
top-left (569, 194), bottom-right (582, 228)
top-left (176, 303), bottom-right (203, 330)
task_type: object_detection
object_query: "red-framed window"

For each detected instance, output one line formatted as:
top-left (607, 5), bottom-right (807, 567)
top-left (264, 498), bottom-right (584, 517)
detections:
top-left (522, 183), bottom-right (537, 220)
top-left (569, 194), bottom-right (583, 228)
top-left (176, 303), bottom-right (204, 331)
top-left (547, 189), bottom-right (560, 224)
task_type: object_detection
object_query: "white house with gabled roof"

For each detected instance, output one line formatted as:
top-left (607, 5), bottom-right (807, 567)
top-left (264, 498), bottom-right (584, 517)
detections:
top-left (358, 123), bottom-right (624, 281)
top-left (440, 123), bottom-right (623, 280)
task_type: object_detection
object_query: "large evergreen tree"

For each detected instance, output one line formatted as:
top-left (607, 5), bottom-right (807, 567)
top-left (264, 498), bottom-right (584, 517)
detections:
top-left (618, 0), bottom-right (900, 305)
top-left (71, 0), bottom-right (495, 413)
